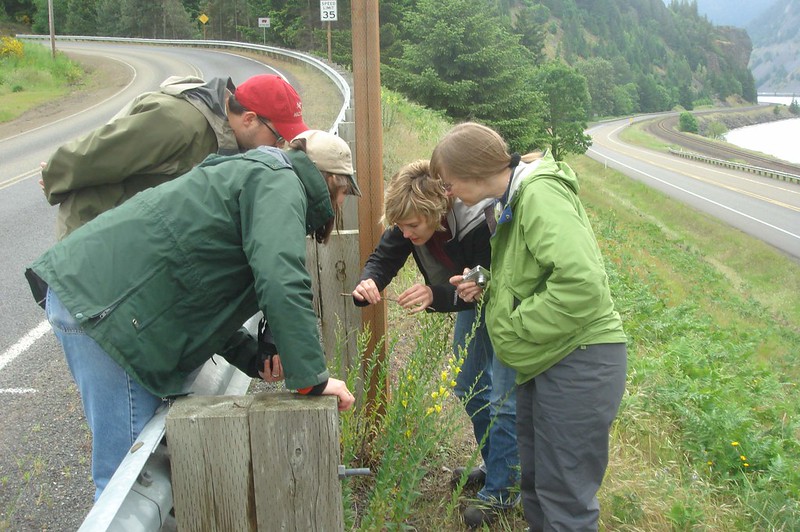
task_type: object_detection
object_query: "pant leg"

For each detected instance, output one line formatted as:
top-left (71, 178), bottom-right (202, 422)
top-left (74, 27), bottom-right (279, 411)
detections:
top-left (453, 308), bottom-right (493, 465)
top-left (46, 288), bottom-right (164, 501)
top-left (520, 343), bottom-right (627, 532)
top-left (477, 317), bottom-right (520, 507)
top-left (517, 379), bottom-right (542, 526)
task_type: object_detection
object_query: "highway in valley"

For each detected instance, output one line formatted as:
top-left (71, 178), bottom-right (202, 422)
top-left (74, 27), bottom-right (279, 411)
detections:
top-left (587, 116), bottom-right (800, 261)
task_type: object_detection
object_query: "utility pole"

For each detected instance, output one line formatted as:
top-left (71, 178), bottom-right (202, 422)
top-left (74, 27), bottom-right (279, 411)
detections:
top-left (351, 0), bottom-right (387, 415)
top-left (47, 0), bottom-right (56, 58)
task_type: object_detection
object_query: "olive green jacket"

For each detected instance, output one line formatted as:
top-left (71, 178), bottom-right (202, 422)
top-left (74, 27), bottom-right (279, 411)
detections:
top-left (28, 147), bottom-right (333, 397)
top-left (485, 152), bottom-right (626, 385)
top-left (42, 76), bottom-right (237, 240)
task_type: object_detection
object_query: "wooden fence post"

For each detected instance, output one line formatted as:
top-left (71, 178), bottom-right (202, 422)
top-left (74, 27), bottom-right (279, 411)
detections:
top-left (166, 395), bottom-right (257, 531)
top-left (166, 393), bottom-right (343, 532)
top-left (249, 393), bottom-right (343, 531)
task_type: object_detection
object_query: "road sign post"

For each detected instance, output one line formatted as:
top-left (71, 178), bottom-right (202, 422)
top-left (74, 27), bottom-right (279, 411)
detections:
top-left (320, 0), bottom-right (337, 62)
top-left (258, 17), bottom-right (271, 45)
top-left (198, 13), bottom-right (209, 39)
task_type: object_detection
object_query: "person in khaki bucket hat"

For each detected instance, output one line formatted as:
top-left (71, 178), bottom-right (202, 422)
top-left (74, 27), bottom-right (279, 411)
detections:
top-left (293, 129), bottom-right (362, 197)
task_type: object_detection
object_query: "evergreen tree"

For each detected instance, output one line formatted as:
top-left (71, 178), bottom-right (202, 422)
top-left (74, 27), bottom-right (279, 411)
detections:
top-left (383, 0), bottom-right (542, 151)
top-left (66, 0), bottom-right (96, 35)
top-left (533, 61), bottom-right (592, 160)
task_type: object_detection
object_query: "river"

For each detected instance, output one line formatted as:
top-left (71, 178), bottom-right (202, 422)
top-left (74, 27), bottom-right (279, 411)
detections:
top-left (724, 96), bottom-right (800, 165)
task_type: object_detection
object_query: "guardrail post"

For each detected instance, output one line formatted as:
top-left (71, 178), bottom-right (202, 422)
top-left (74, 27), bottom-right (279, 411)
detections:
top-left (167, 396), bottom-right (258, 531)
top-left (250, 393), bottom-right (343, 531)
top-left (166, 393), bottom-right (344, 531)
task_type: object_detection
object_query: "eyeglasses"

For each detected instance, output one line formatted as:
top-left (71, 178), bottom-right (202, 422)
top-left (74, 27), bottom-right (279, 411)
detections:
top-left (256, 115), bottom-right (284, 144)
top-left (441, 181), bottom-right (453, 192)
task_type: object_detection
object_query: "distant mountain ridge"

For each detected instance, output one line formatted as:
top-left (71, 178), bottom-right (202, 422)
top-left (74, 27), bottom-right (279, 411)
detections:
top-left (691, 0), bottom-right (765, 28)
top-left (747, 0), bottom-right (800, 93)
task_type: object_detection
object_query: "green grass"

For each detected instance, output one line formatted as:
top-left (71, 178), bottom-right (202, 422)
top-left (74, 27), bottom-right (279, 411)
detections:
top-left (335, 90), bottom-right (800, 530)
top-left (0, 38), bottom-right (84, 122)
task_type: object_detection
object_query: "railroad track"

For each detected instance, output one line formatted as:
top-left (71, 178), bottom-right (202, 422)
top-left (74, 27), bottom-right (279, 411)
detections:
top-left (646, 112), bottom-right (800, 176)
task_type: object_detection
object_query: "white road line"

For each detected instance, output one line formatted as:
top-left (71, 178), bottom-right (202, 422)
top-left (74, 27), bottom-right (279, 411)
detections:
top-left (587, 147), bottom-right (800, 242)
top-left (0, 320), bottom-right (51, 372)
top-left (0, 388), bottom-right (37, 394)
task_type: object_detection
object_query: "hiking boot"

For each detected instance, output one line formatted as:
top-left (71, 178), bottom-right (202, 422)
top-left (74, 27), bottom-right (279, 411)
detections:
top-left (463, 504), bottom-right (504, 529)
top-left (451, 466), bottom-right (486, 488)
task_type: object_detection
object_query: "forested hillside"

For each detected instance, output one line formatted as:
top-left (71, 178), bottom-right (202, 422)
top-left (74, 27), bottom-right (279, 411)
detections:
top-left (1, 0), bottom-right (758, 152)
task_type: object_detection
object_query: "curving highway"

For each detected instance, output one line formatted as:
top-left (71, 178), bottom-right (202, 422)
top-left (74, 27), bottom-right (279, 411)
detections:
top-left (587, 116), bottom-right (800, 261)
top-left (0, 41), bottom-right (293, 531)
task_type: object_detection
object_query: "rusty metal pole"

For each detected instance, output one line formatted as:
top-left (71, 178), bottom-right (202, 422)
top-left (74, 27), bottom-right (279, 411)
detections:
top-left (351, 0), bottom-right (387, 414)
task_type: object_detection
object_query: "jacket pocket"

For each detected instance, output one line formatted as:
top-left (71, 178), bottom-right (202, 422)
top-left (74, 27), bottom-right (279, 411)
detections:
top-left (87, 263), bottom-right (180, 334)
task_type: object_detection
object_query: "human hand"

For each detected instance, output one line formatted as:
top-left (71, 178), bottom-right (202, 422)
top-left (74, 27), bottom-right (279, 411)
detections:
top-left (352, 278), bottom-right (382, 305)
top-left (322, 378), bottom-right (355, 411)
top-left (39, 162), bottom-right (47, 191)
top-left (450, 268), bottom-right (483, 303)
top-left (397, 283), bottom-right (433, 314)
top-left (258, 354), bottom-right (284, 382)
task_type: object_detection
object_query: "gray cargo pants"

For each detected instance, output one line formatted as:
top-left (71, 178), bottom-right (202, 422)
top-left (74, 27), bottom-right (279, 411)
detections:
top-left (516, 343), bottom-right (627, 531)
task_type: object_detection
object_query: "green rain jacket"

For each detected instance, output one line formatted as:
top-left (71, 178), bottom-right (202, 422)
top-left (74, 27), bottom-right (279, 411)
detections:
top-left (42, 76), bottom-right (237, 240)
top-left (27, 147), bottom-right (333, 397)
top-left (485, 152), bottom-right (626, 385)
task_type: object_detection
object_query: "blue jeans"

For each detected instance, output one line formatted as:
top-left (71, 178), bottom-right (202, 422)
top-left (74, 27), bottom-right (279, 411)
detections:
top-left (46, 288), bottom-right (164, 501)
top-left (453, 307), bottom-right (519, 507)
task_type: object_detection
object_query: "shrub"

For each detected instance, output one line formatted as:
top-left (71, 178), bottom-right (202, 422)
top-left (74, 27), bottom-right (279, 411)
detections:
top-left (0, 36), bottom-right (24, 59)
top-left (678, 111), bottom-right (698, 133)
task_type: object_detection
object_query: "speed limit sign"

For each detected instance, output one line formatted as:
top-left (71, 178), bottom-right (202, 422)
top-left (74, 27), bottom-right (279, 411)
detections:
top-left (320, 0), bottom-right (337, 21)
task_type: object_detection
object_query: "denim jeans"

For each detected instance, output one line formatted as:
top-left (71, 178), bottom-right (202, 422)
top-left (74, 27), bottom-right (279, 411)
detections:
top-left (46, 288), bottom-right (164, 501)
top-left (453, 307), bottom-right (519, 507)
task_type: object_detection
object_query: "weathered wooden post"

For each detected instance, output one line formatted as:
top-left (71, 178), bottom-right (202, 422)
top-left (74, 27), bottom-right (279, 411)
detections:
top-left (166, 393), bottom-right (343, 531)
top-left (249, 393), bottom-right (343, 531)
top-left (167, 395), bottom-right (257, 531)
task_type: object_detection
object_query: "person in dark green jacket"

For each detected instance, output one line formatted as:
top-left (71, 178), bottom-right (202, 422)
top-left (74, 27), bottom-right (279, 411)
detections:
top-left (26, 130), bottom-right (359, 501)
top-left (431, 122), bottom-right (627, 531)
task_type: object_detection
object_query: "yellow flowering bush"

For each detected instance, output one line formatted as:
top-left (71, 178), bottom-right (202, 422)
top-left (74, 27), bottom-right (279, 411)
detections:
top-left (0, 36), bottom-right (24, 59)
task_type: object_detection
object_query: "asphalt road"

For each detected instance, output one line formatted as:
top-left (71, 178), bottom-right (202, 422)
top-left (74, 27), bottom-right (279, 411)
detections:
top-left (587, 116), bottom-right (800, 261)
top-left (0, 41), bottom-right (291, 531)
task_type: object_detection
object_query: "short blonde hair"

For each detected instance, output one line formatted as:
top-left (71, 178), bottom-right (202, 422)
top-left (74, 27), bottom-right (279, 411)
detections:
top-left (382, 159), bottom-right (451, 230)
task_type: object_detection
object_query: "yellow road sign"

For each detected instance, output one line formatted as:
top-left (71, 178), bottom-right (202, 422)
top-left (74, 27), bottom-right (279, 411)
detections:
top-left (198, 13), bottom-right (209, 24)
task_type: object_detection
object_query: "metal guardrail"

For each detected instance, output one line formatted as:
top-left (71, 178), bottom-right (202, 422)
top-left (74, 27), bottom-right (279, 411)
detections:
top-left (668, 148), bottom-right (800, 185)
top-left (16, 35), bottom-right (353, 531)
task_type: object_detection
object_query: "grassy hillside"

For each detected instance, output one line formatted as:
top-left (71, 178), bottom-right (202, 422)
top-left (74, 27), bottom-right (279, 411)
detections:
top-left (340, 90), bottom-right (800, 530)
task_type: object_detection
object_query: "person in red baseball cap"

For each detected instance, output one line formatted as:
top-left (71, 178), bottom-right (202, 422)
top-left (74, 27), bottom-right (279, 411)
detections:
top-left (227, 74), bottom-right (310, 149)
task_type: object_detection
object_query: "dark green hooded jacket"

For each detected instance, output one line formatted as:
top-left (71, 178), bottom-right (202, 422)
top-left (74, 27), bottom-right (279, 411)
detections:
top-left (27, 147), bottom-right (333, 397)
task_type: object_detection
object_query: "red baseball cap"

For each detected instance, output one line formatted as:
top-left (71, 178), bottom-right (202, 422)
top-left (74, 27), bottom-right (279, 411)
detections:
top-left (235, 74), bottom-right (309, 141)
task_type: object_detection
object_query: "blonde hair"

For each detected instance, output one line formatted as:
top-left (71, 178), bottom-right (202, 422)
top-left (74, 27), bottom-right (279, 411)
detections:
top-left (381, 159), bottom-right (451, 230)
top-left (430, 122), bottom-right (542, 184)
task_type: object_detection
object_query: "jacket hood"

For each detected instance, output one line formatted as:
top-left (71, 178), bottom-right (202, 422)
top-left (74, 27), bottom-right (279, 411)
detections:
top-left (512, 151), bottom-right (580, 204)
top-left (447, 197), bottom-right (494, 242)
top-left (160, 75), bottom-right (238, 154)
top-left (283, 148), bottom-right (335, 234)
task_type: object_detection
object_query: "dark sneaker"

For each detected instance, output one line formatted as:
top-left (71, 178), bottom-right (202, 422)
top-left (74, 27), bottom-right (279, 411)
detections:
top-left (451, 466), bottom-right (486, 488)
top-left (463, 504), bottom-right (504, 529)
